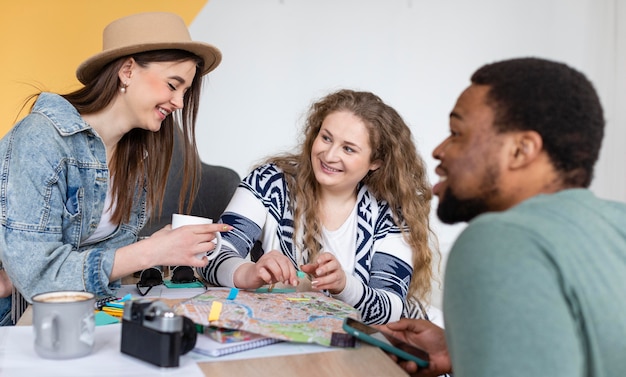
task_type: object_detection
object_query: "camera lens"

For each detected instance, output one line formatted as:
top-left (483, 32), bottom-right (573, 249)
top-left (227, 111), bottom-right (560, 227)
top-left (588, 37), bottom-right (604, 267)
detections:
top-left (180, 316), bottom-right (197, 355)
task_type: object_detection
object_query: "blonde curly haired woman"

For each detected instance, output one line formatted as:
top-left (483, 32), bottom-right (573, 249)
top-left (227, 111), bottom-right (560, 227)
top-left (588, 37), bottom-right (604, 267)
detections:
top-left (200, 89), bottom-right (438, 324)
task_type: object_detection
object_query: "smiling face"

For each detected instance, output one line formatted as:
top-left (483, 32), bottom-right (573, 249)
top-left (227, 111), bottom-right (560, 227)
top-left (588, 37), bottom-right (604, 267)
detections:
top-left (122, 59), bottom-right (197, 132)
top-left (310, 110), bottom-right (381, 196)
top-left (432, 84), bottom-right (513, 224)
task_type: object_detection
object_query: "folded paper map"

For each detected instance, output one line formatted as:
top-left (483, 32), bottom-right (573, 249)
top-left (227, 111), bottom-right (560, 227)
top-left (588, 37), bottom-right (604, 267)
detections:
top-left (174, 288), bottom-right (360, 346)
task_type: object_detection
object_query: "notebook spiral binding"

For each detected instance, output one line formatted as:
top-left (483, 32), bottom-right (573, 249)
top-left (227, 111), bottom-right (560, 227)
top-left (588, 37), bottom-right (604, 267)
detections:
top-left (95, 296), bottom-right (119, 310)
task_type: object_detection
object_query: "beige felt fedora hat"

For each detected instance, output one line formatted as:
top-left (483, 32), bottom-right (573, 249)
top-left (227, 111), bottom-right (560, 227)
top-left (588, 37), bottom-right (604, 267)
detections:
top-left (76, 12), bottom-right (222, 84)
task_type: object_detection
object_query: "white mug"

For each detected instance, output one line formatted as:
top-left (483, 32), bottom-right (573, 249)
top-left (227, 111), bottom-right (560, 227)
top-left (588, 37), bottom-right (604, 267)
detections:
top-left (172, 214), bottom-right (222, 260)
top-left (32, 290), bottom-right (95, 359)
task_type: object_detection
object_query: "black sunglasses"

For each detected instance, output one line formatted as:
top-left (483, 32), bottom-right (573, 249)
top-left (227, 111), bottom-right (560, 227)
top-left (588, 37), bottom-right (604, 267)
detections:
top-left (136, 267), bottom-right (164, 296)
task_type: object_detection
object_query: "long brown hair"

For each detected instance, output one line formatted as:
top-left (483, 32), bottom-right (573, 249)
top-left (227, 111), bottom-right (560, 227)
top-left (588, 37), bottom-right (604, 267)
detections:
top-left (61, 49), bottom-right (204, 224)
top-left (268, 89), bottom-right (438, 302)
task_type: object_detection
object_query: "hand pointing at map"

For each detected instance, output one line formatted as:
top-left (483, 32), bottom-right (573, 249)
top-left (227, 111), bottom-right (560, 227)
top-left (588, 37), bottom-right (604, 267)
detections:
top-left (233, 250), bottom-right (300, 288)
top-left (300, 252), bottom-right (347, 295)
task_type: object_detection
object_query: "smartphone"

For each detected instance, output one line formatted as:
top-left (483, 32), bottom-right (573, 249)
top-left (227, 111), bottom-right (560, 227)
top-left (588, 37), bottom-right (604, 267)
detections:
top-left (343, 317), bottom-right (430, 368)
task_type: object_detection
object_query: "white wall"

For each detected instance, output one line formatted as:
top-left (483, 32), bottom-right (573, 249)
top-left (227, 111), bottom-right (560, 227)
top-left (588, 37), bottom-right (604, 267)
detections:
top-left (190, 0), bottom-right (625, 307)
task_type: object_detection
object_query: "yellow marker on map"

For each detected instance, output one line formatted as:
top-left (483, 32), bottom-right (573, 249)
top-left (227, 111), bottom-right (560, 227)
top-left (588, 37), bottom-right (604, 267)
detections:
top-left (286, 297), bottom-right (311, 302)
top-left (208, 301), bottom-right (223, 321)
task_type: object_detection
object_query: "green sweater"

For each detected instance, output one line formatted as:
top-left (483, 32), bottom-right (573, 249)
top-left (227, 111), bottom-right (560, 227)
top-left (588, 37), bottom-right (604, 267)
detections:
top-left (443, 189), bottom-right (626, 377)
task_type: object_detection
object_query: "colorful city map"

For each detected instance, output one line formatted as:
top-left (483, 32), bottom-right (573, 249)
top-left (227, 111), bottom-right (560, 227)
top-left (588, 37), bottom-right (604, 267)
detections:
top-left (174, 288), bottom-right (360, 346)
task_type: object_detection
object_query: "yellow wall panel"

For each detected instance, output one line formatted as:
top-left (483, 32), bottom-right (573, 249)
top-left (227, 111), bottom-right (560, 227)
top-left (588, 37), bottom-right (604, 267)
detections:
top-left (0, 0), bottom-right (208, 136)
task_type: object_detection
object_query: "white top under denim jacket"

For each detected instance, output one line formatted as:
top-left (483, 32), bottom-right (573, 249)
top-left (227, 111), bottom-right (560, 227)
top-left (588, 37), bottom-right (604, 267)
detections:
top-left (0, 93), bottom-right (148, 302)
top-left (199, 163), bottom-right (418, 324)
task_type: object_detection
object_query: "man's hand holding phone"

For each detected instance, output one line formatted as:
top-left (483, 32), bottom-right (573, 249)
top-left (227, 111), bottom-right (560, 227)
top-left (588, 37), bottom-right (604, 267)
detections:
top-left (378, 318), bottom-right (452, 377)
top-left (343, 318), bottom-right (430, 369)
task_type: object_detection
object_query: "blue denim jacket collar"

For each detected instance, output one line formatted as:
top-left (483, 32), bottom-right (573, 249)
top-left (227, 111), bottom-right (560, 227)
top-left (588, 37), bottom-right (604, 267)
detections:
top-left (35, 92), bottom-right (94, 136)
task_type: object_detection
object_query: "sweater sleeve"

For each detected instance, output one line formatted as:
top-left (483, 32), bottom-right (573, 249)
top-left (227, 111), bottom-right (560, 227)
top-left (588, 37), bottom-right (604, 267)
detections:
top-left (198, 164), bottom-right (285, 287)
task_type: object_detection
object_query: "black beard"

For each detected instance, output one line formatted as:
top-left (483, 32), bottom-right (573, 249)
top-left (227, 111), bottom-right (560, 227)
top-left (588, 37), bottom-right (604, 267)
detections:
top-left (436, 186), bottom-right (491, 224)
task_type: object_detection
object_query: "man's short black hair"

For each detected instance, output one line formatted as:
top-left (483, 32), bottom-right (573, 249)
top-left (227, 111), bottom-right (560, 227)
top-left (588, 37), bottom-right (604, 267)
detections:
top-left (471, 57), bottom-right (605, 187)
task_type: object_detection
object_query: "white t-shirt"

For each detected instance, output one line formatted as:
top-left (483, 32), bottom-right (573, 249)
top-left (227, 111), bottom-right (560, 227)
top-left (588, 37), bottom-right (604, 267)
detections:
top-left (321, 203), bottom-right (357, 274)
top-left (82, 181), bottom-right (117, 245)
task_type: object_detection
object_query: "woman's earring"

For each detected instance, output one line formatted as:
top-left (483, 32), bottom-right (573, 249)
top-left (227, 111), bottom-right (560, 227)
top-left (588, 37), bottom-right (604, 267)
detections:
top-left (120, 82), bottom-right (128, 93)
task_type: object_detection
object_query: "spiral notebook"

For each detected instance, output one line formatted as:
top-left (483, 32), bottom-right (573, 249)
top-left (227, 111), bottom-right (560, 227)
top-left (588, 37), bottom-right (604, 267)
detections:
top-left (192, 333), bottom-right (282, 357)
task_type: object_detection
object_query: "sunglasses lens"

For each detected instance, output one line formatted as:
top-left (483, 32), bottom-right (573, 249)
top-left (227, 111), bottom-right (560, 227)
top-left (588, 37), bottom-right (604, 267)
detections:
top-left (136, 267), bottom-right (164, 296)
top-left (138, 267), bottom-right (164, 287)
top-left (171, 266), bottom-right (197, 284)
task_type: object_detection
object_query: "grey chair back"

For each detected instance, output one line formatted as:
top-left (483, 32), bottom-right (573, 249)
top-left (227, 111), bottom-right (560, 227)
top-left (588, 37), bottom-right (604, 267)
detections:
top-left (139, 130), bottom-right (240, 237)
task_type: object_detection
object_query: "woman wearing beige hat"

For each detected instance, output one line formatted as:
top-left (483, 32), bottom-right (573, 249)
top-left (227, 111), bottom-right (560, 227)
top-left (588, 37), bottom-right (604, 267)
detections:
top-left (0, 12), bottom-right (229, 322)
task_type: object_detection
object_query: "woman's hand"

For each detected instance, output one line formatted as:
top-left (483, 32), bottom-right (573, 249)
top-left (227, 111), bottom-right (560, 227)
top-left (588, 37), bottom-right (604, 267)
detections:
top-left (300, 252), bottom-right (346, 295)
top-left (112, 223), bottom-right (233, 281)
top-left (148, 223), bottom-right (231, 267)
top-left (376, 318), bottom-right (452, 377)
top-left (233, 250), bottom-right (299, 288)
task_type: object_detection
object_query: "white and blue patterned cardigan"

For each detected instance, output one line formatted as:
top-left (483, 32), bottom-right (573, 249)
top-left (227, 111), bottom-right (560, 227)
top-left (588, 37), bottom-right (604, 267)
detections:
top-left (199, 163), bottom-right (421, 324)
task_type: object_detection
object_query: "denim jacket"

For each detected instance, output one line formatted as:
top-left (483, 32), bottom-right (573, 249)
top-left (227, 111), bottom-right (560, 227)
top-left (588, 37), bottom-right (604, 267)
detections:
top-left (0, 93), bottom-right (149, 302)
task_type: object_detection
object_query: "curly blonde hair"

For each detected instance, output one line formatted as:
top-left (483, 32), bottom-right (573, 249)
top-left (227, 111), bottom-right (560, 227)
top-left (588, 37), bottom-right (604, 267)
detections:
top-left (267, 89), bottom-right (437, 303)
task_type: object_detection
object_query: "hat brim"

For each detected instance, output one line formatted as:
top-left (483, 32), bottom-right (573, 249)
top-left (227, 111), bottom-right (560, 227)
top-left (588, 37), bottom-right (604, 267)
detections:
top-left (76, 41), bottom-right (222, 85)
